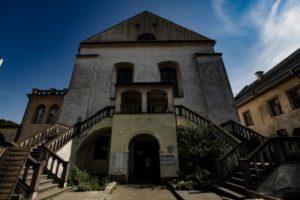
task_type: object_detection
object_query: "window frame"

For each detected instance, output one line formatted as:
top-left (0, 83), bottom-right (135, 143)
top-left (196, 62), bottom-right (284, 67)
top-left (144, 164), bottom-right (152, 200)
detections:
top-left (93, 136), bottom-right (110, 160)
top-left (267, 96), bottom-right (283, 117)
top-left (32, 104), bottom-right (46, 124)
top-left (117, 68), bottom-right (133, 84)
top-left (242, 110), bottom-right (254, 126)
top-left (46, 104), bottom-right (60, 124)
top-left (286, 85), bottom-right (300, 110)
top-left (160, 67), bottom-right (179, 97)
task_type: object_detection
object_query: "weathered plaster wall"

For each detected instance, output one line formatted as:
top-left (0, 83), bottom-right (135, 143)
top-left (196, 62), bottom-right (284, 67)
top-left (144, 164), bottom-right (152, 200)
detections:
top-left (60, 44), bottom-right (237, 126)
top-left (109, 113), bottom-right (179, 180)
top-left (237, 78), bottom-right (300, 136)
top-left (195, 55), bottom-right (238, 123)
top-left (86, 12), bottom-right (210, 42)
top-left (257, 164), bottom-right (300, 198)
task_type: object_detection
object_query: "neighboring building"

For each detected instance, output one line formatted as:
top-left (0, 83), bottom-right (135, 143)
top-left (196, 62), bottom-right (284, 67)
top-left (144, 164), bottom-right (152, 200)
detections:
top-left (235, 49), bottom-right (300, 137)
top-left (16, 11), bottom-right (238, 182)
top-left (17, 88), bottom-right (67, 141)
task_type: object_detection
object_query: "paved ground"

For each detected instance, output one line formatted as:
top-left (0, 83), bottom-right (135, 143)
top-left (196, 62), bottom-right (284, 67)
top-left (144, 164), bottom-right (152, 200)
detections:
top-left (106, 184), bottom-right (176, 200)
top-left (55, 191), bottom-right (108, 200)
top-left (177, 191), bottom-right (223, 200)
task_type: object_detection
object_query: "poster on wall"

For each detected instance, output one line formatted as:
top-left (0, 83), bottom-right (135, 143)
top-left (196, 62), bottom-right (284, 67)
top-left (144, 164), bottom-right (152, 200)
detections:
top-left (160, 154), bottom-right (175, 165)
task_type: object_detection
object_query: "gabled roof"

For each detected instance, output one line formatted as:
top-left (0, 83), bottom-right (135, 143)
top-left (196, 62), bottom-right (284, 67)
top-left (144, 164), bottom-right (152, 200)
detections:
top-left (82, 11), bottom-right (214, 43)
top-left (235, 48), bottom-right (300, 106)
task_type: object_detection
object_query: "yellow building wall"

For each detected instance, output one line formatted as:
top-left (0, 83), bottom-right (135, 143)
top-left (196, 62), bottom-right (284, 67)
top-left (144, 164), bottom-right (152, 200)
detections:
top-left (109, 113), bottom-right (179, 180)
top-left (237, 78), bottom-right (300, 137)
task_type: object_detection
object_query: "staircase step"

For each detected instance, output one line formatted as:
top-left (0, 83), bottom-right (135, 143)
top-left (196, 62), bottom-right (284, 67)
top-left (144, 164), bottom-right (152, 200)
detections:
top-left (38, 182), bottom-right (60, 192)
top-left (0, 194), bottom-right (11, 200)
top-left (230, 176), bottom-right (245, 185)
top-left (217, 187), bottom-right (246, 200)
top-left (224, 181), bottom-right (246, 194)
top-left (36, 187), bottom-right (71, 200)
top-left (39, 178), bottom-right (54, 185)
top-left (5, 151), bottom-right (29, 156)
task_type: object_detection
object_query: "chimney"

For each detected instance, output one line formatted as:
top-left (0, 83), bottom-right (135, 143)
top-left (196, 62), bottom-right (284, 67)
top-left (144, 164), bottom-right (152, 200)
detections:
top-left (255, 71), bottom-right (264, 80)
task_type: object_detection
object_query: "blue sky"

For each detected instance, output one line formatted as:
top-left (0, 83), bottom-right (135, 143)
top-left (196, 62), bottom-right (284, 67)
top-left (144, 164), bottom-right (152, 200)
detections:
top-left (1, 0), bottom-right (300, 123)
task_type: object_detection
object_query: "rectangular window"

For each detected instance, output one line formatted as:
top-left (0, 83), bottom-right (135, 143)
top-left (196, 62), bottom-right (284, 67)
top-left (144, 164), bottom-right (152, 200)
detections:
top-left (268, 97), bottom-right (283, 116)
top-left (287, 85), bottom-right (300, 109)
top-left (242, 110), bottom-right (254, 126)
top-left (93, 136), bottom-right (109, 160)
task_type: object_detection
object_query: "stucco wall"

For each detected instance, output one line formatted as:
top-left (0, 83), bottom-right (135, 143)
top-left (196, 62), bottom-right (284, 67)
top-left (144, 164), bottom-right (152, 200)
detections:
top-left (60, 44), bottom-right (237, 126)
top-left (109, 113), bottom-right (179, 180)
top-left (237, 78), bottom-right (300, 136)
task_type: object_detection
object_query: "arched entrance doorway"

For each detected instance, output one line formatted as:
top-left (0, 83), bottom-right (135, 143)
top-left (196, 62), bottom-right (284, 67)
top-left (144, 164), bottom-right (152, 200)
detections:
top-left (128, 134), bottom-right (160, 183)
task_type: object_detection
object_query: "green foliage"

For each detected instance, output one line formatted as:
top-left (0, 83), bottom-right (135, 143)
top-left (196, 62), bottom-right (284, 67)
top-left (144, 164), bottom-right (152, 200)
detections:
top-left (0, 119), bottom-right (18, 125)
top-left (176, 124), bottom-right (223, 190)
top-left (175, 180), bottom-right (194, 190)
top-left (68, 166), bottom-right (109, 191)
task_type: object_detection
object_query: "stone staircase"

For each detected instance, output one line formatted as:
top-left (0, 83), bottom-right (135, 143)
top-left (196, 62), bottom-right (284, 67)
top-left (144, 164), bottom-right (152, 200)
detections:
top-left (174, 105), bottom-right (300, 200)
top-left (20, 168), bottom-right (70, 200)
top-left (0, 146), bottom-right (30, 200)
top-left (0, 106), bottom-right (115, 200)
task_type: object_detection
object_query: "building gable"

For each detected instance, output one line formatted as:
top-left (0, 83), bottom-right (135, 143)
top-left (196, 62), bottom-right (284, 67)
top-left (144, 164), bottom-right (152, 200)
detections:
top-left (83, 11), bottom-right (213, 43)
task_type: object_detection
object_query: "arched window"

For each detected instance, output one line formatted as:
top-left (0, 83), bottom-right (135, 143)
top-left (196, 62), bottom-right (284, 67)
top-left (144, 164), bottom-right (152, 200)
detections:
top-left (32, 105), bottom-right (46, 124)
top-left (47, 105), bottom-right (60, 124)
top-left (117, 68), bottom-right (133, 83)
top-left (121, 90), bottom-right (142, 113)
top-left (160, 68), bottom-right (178, 96)
top-left (0, 133), bottom-right (5, 143)
top-left (147, 90), bottom-right (168, 113)
top-left (137, 33), bottom-right (156, 41)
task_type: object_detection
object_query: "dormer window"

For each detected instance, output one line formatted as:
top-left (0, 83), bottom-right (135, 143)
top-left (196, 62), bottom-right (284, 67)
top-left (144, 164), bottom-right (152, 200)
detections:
top-left (137, 33), bottom-right (156, 41)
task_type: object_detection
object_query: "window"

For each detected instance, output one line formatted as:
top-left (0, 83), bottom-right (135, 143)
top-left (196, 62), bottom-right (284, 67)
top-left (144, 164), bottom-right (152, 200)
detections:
top-left (160, 68), bottom-right (178, 96)
top-left (93, 136), bottom-right (109, 160)
top-left (293, 128), bottom-right (300, 136)
top-left (287, 85), bottom-right (300, 109)
top-left (117, 68), bottom-right (133, 84)
top-left (268, 97), bottom-right (283, 116)
top-left (47, 105), bottom-right (60, 124)
top-left (276, 129), bottom-right (288, 137)
top-left (121, 90), bottom-right (142, 113)
top-left (242, 110), bottom-right (254, 126)
top-left (32, 105), bottom-right (46, 123)
top-left (137, 33), bottom-right (156, 41)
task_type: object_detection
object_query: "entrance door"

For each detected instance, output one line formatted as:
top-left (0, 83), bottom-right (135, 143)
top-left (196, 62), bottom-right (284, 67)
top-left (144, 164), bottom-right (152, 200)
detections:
top-left (130, 135), bottom-right (160, 183)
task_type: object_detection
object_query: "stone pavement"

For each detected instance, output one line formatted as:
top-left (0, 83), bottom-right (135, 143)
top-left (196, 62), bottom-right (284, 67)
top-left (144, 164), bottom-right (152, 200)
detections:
top-left (106, 184), bottom-right (176, 200)
top-left (54, 191), bottom-right (108, 200)
top-left (176, 191), bottom-right (223, 200)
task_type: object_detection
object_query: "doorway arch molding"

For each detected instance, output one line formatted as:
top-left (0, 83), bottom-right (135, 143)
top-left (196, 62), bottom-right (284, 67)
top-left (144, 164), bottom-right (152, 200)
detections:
top-left (124, 130), bottom-right (162, 152)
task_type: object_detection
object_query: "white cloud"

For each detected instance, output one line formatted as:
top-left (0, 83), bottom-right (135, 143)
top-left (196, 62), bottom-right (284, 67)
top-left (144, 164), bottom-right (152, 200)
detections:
top-left (212, 0), bottom-right (300, 94)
